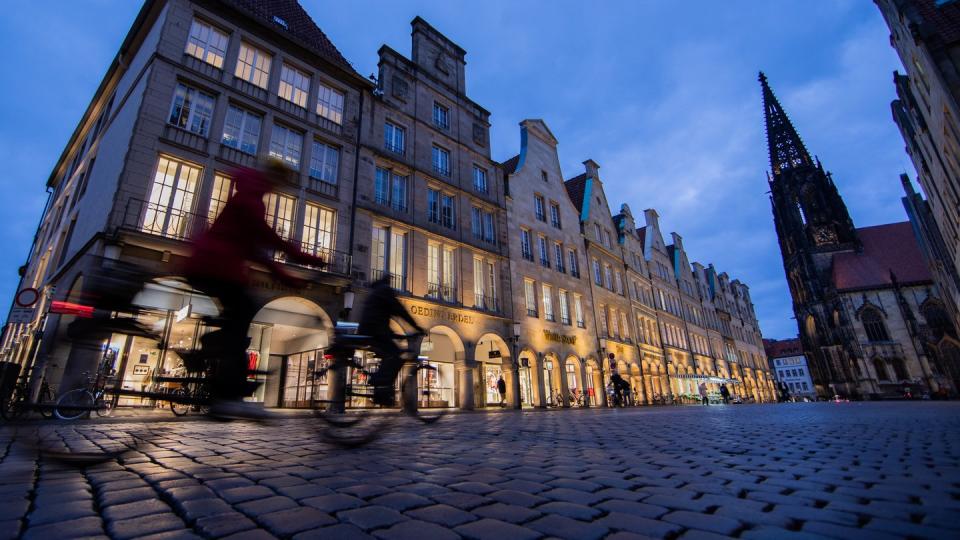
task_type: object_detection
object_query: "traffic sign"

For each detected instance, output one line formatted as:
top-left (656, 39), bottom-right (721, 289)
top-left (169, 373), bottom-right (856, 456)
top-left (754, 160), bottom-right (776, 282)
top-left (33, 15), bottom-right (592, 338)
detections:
top-left (8, 307), bottom-right (35, 325)
top-left (14, 288), bottom-right (39, 308)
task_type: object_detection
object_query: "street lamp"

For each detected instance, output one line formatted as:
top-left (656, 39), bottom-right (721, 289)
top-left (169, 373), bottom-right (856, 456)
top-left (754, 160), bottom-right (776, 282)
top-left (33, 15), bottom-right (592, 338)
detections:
top-left (342, 287), bottom-right (355, 320)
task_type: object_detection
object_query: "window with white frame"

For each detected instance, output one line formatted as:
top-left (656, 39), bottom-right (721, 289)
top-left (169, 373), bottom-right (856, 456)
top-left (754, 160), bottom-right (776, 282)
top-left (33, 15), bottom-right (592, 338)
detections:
top-left (471, 206), bottom-right (496, 244)
top-left (575, 294), bottom-right (585, 328)
top-left (384, 122), bottom-right (405, 154)
top-left (604, 264), bottom-right (613, 290)
top-left (222, 105), bottom-right (261, 155)
top-left (569, 249), bottom-right (580, 278)
top-left (433, 102), bottom-right (450, 129)
top-left (593, 258), bottom-right (602, 285)
top-left (525, 279), bottom-right (537, 317)
top-left (427, 242), bottom-right (457, 301)
top-left (309, 140), bottom-right (339, 186)
top-left (615, 271), bottom-right (624, 295)
top-left (432, 146), bottom-right (450, 176)
top-left (598, 304), bottom-right (608, 335)
top-left (473, 166), bottom-right (488, 193)
top-left (375, 167), bottom-right (408, 212)
top-left (185, 19), bottom-right (228, 68)
top-left (428, 188), bottom-right (456, 229)
top-left (620, 311), bottom-right (630, 340)
top-left (235, 42), bottom-right (272, 89)
top-left (279, 64), bottom-right (309, 108)
top-left (542, 284), bottom-right (554, 321)
top-left (558, 289), bottom-right (570, 325)
top-left (473, 258), bottom-right (498, 311)
top-left (371, 225), bottom-right (407, 290)
top-left (143, 156), bottom-right (201, 238)
top-left (610, 307), bottom-right (619, 338)
top-left (594, 223), bottom-right (602, 243)
top-left (268, 124), bottom-right (303, 170)
top-left (534, 195), bottom-right (546, 221)
top-left (168, 83), bottom-right (215, 136)
top-left (316, 83), bottom-right (344, 124)
top-left (520, 229), bottom-right (533, 261)
top-left (549, 203), bottom-right (561, 228)
top-left (207, 173), bottom-right (234, 224)
top-left (538, 235), bottom-right (550, 268)
top-left (554, 242), bottom-right (565, 273)
top-left (264, 192), bottom-right (296, 240)
top-left (302, 202), bottom-right (335, 258)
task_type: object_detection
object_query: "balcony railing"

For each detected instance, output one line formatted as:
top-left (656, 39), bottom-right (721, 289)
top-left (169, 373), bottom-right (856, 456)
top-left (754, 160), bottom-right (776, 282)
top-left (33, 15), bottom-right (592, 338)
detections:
top-left (571, 269), bottom-right (581, 279)
top-left (426, 282), bottom-right (457, 303)
top-left (433, 164), bottom-right (450, 177)
top-left (384, 142), bottom-right (405, 156)
top-left (118, 198), bottom-right (351, 277)
top-left (374, 195), bottom-right (407, 213)
top-left (527, 308), bottom-right (538, 318)
top-left (474, 293), bottom-right (500, 313)
top-left (371, 269), bottom-right (405, 292)
top-left (561, 316), bottom-right (571, 325)
top-left (308, 177), bottom-right (338, 198)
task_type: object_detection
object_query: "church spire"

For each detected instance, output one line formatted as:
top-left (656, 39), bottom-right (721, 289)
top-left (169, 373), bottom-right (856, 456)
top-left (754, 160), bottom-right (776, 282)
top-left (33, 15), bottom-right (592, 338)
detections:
top-left (760, 72), bottom-right (813, 175)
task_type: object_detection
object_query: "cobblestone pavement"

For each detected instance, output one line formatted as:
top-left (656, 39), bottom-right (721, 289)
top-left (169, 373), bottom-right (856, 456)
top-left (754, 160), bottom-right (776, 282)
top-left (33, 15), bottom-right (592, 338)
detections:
top-left (1, 402), bottom-right (959, 540)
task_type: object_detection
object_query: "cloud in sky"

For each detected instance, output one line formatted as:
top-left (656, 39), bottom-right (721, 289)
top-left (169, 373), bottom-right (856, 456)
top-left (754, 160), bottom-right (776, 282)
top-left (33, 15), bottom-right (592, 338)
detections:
top-left (0, 1), bottom-right (912, 341)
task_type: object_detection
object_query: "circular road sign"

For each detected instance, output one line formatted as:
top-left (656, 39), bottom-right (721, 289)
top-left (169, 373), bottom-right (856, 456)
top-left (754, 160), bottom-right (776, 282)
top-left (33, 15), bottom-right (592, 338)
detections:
top-left (15, 287), bottom-right (40, 308)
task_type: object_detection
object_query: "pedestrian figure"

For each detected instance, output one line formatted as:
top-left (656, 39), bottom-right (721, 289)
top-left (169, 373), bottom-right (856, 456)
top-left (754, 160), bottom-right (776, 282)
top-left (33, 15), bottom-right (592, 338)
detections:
top-left (497, 375), bottom-right (507, 407)
top-left (719, 383), bottom-right (730, 404)
top-left (698, 382), bottom-right (709, 405)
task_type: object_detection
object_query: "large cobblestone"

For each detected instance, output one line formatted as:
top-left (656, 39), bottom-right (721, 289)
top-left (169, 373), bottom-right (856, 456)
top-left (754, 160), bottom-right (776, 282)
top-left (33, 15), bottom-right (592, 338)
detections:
top-left (1, 402), bottom-right (959, 539)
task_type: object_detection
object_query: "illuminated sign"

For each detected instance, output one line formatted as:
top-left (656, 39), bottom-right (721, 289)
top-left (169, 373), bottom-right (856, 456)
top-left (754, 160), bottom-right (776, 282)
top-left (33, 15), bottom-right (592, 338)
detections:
top-left (543, 330), bottom-right (576, 345)
top-left (409, 304), bottom-right (476, 325)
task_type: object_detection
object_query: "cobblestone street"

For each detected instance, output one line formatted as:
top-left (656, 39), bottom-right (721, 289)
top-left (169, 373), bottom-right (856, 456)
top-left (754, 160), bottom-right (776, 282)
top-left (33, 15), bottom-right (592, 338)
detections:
top-left (1, 402), bottom-right (959, 540)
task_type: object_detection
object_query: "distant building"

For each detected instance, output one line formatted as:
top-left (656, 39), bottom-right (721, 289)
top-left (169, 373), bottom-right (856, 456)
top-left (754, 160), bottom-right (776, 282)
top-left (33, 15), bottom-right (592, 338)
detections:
top-left (762, 72), bottom-right (960, 399)
top-left (764, 338), bottom-right (816, 400)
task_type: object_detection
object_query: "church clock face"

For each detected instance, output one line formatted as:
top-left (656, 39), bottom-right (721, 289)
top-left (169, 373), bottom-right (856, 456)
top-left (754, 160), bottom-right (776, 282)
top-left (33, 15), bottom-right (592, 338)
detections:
top-left (812, 225), bottom-right (837, 246)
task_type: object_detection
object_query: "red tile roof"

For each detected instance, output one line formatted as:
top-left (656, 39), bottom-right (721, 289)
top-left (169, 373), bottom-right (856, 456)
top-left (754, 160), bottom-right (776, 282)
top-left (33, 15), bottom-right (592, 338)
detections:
top-left (832, 222), bottom-right (931, 291)
top-left (221, 0), bottom-right (357, 74)
top-left (764, 338), bottom-right (802, 359)
top-left (564, 173), bottom-right (587, 213)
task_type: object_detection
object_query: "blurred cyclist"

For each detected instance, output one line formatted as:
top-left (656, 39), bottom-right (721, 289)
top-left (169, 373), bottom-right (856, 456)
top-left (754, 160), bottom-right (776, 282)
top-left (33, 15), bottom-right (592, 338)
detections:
top-left (183, 161), bottom-right (326, 419)
top-left (357, 276), bottom-right (424, 407)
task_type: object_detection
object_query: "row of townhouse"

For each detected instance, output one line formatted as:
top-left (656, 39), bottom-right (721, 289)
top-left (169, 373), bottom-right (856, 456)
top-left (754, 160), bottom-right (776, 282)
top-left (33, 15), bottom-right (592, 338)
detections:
top-left (0, 0), bottom-right (774, 410)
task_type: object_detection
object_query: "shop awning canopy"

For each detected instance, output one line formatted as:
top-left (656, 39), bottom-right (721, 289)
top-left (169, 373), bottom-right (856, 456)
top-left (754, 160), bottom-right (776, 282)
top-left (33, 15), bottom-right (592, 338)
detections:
top-left (673, 374), bottom-right (741, 385)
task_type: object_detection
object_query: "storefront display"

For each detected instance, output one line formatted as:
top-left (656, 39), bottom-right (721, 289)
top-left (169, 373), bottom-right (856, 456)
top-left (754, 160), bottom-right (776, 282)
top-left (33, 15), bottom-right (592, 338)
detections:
top-left (484, 364), bottom-right (503, 405)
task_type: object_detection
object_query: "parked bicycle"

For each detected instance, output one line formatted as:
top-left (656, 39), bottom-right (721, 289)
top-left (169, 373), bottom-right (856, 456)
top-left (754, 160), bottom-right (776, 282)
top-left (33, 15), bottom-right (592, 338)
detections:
top-left (0, 378), bottom-right (54, 420)
top-left (54, 370), bottom-right (117, 420)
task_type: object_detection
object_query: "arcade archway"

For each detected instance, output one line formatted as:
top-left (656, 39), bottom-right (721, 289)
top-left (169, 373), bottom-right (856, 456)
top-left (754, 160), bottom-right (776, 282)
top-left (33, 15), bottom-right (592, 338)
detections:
top-left (418, 325), bottom-right (465, 408)
top-left (475, 333), bottom-right (510, 406)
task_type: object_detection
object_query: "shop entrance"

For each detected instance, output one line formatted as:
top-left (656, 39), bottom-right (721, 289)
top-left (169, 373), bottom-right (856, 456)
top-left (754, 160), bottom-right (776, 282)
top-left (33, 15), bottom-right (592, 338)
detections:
top-left (476, 333), bottom-right (510, 407)
top-left (251, 297), bottom-right (332, 408)
top-left (518, 349), bottom-right (536, 407)
top-left (417, 326), bottom-right (463, 408)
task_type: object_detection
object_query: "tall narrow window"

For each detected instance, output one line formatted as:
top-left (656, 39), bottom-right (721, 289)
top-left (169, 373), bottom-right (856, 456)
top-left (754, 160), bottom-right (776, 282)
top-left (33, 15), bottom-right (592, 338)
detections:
top-left (185, 19), bottom-right (228, 68)
top-left (384, 122), bottom-right (405, 154)
top-left (534, 195), bottom-right (546, 221)
top-left (432, 146), bottom-right (450, 176)
top-left (471, 207), bottom-right (483, 239)
top-left (302, 203), bottom-right (335, 259)
top-left (554, 242), bottom-right (565, 273)
top-left (604, 264), bottom-right (613, 290)
top-left (862, 308), bottom-right (890, 342)
top-left (569, 249), bottom-right (580, 278)
top-left (549, 203), bottom-right (561, 228)
top-left (525, 279), bottom-right (537, 317)
top-left (593, 258), bottom-right (602, 285)
top-left (142, 156), bottom-right (201, 239)
top-left (610, 307), bottom-right (619, 338)
top-left (542, 284), bottom-right (554, 322)
top-left (375, 167), bottom-right (408, 212)
top-left (473, 166), bottom-right (488, 193)
top-left (279, 64), bottom-right (309, 107)
top-left (427, 243), bottom-right (456, 301)
top-left (486, 261), bottom-right (497, 309)
top-left (235, 42), bottom-right (272, 89)
top-left (558, 290), bottom-right (570, 325)
top-left (390, 229), bottom-right (407, 290)
top-left (598, 304), bottom-right (607, 336)
top-left (268, 124), bottom-right (303, 169)
top-left (615, 271), bottom-right (624, 295)
top-left (168, 83), bottom-right (215, 136)
top-left (433, 102), bottom-right (450, 129)
top-left (371, 225), bottom-right (387, 278)
top-left (620, 311), bottom-right (630, 340)
top-left (372, 226), bottom-right (407, 290)
top-left (309, 140), bottom-right (339, 189)
top-left (575, 295), bottom-right (585, 328)
top-left (474, 258), bottom-right (486, 309)
top-left (520, 229), bottom-right (533, 261)
top-left (538, 236), bottom-right (550, 268)
top-left (316, 83), bottom-right (344, 125)
top-left (207, 173), bottom-right (234, 224)
top-left (482, 210), bottom-right (495, 244)
top-left (222, 105), bottom-right (262, 155)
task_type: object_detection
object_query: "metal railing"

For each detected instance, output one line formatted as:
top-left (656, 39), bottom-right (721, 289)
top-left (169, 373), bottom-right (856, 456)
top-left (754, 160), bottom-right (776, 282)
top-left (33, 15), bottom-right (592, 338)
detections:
top-left (426, 282), bottom-right (457, 303)
top-left (371, 269), bottom-right (405, 292)
top-left (384, 141), bottom-right (405, 155)
top-left (433, 164), bottom-right (450, 177)
top-left (474, 294), bottom-right (500, 313)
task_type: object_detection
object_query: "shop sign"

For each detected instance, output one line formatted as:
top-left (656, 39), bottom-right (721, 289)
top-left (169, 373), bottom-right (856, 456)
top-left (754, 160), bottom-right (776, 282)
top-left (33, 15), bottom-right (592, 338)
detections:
top-left (409, 304), bottom-right (476, 325)
top-left (174, 303), bottom-right (192, 323)
top-left (488, 349), bottom-right (502, 359)
top-left (542, 330), bottom-right (576, 345)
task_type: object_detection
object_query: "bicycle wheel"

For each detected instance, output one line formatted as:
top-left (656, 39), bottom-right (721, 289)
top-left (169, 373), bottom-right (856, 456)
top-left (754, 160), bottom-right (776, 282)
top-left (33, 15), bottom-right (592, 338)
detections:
top-left (95, 393), bottom-right (117, 417)
top-left (169, 388), bottom-right (190, 416)
top-left (55, 389), bottom-right (94, 420)
top-left (407, 364), bottom-right (445, 424)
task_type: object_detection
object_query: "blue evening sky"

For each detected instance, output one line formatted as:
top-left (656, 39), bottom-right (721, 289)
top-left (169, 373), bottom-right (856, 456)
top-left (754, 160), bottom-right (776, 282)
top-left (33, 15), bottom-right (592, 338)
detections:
top-left (0, 1), bottom-right (912, 340)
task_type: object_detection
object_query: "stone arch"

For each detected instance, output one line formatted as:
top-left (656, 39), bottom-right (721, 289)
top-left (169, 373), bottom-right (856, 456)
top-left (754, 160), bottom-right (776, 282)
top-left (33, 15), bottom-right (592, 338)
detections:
top-left (541, 352), bottom-right (563, 406)
top-left (476, 333), bottom-right (511, 406)
top-left (517, 346), bottom-right (538, 407)
top-left (419, 325), bottom-right (467, 408)
top-left (585, 357), bottom-right (603, 406)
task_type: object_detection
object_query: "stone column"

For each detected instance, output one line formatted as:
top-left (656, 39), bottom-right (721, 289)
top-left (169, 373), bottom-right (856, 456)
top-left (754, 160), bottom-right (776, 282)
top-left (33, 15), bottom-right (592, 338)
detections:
top-left (558, 359), bottom-right (571, 408)
top-left (457, 363), bottom-right (474, 411)
top-left (579, 359), bottom-right (590, 408)
top-left (598, 364), bottom-right (609, 407)
top-left (400, 359), bottom-right (418, 414)
top-left (534, 355), bottom-right (547, 408)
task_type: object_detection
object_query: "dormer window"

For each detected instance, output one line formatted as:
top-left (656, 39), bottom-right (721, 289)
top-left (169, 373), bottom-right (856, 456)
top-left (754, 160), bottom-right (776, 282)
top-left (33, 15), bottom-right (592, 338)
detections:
top-left (272, 15), bottom-right (288, 29)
